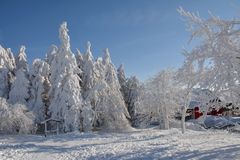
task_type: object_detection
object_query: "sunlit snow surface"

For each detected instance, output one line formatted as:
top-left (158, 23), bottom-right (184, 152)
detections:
top-left (0, 128), bottom-right (239, 160)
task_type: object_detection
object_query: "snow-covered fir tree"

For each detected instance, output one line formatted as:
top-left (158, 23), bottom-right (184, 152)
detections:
top-left (8, 46), bottom-right (31, 106)
top-left (100, 48), bottom-right (131, 130)
top-left (0, 46), bottom-right (15, 98)
top-left (117, 64), bottom-right (127, 90)
top-left (117, 65), bottom-right (142, 125)
top-left (0, 22), bottom-right (140, 133)
top-left (6, 48), bottom-right (16, 69)
top-left (151, 70), bottom-right (176, 129)
top-left (48, 22), bottom-right (83, 132)
top-left (75, 48), bottom-right (84, 86)
top-left (117, 64), bottom-right (128, 106)
top-left (75, 48), bottom-right (84, 71)
top-left (29, 59), bottom-right (50, 123)
top-left (8, 68), bottom-right (31, 105)
top-left (124, 76), bottom-right (141, 124)
top-left (15, 45), bottom-right (28, 72)
top-left (45, 45), bottom-right (58, 66)
top-left (82, 41), bottom-right (97, 99)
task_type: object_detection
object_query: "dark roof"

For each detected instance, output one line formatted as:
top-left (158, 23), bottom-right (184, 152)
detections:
top-left (40, 118), bottom-right (62, 124)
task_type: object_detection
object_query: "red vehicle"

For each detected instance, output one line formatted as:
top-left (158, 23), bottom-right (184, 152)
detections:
top-left (208, 108), bottom-right (218, 116)
top-left (194, 107), bottom-right (203, 119)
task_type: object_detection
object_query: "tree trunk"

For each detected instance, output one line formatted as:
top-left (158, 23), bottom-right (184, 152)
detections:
top-left (181, 105), bottom-right (186, 134)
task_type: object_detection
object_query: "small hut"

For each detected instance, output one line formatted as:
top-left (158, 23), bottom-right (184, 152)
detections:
top-left (40, 118), bottom-right (62, 136)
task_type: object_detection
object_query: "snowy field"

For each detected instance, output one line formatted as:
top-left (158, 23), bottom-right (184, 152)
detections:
top-left (0, 127), bottom-right (240, 160)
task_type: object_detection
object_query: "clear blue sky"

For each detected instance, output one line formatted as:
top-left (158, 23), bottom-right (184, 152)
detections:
top-left (0, 0), bottom-right (240, 80)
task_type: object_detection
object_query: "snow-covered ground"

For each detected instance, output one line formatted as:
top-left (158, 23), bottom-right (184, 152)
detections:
top-left (0, 127), bottom-right (240, 160)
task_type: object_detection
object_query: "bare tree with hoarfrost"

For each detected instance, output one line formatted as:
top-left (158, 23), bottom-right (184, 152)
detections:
top-left (48, 22), bottom-right (83, 132)
top-left (152, 71), bottom-right (172, 129)
top-left (178, 8), bottom-right (240, 128)
top-left (176, 65), bottom-right (198, 133)
top-left (139, 69), bottom-right (179, 130)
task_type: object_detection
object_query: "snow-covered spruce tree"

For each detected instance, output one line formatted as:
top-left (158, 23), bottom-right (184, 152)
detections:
top-left (82, 41), bottom-right (97, 99)
top-left (0, 46), bottom-right (16, 98)
top-left (75, 48), bottom-right (84, 86)
top-left (29, 59), bottom-right (50, 123)
top-left (48, 22), bottom-right (83, 132)
top-left (99, 48), bottom-right (131, 130)
top-left (117, 64), bottom-right (129, 110)
top-left (79, 42), bottom-right (106, 131)
top-left (6, 48), bottom-right (16, 69)
top-left (117, 64), bottom-right (127, 91)
top-left (124, 76), bottom-right (142, 126)
top-left (9, 46), bottom-right (31, 106)
top-left (103, 48), bottom-right (123, 89)
top-left (75, 48), bottom-right (84, 72)
top-left (15, 45), bottom-right (28, 72)
top-left (117, 64), bottom-right (142, 125)
top-left (45, 45), bottom-right (58, 66)
top-left (81, 101), bottom-right (94, 132)
top-left (9, 68), bottom-right (31, 105)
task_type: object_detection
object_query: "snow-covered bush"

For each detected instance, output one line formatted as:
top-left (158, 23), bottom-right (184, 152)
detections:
top-left (11, 103), bottom-right (36, 134)
top-left (0, 98), bottom-right (14, 133)
top-left (0, 98), bottom-right (35, 134)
